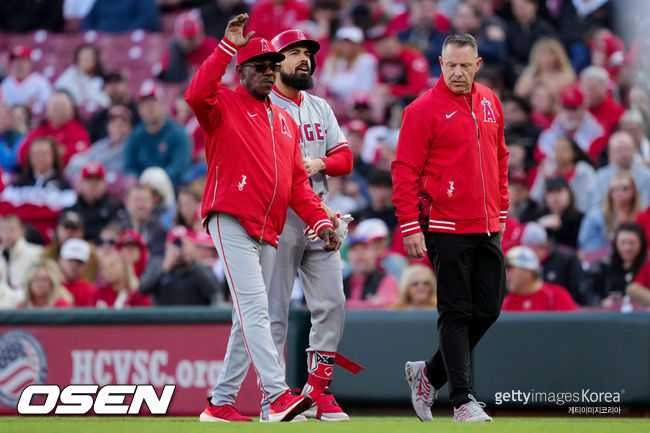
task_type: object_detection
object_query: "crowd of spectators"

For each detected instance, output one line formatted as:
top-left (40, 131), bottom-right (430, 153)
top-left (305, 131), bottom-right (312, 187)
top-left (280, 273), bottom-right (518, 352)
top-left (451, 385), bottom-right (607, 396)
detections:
top-left (1, 0), bottom-right (650, 313)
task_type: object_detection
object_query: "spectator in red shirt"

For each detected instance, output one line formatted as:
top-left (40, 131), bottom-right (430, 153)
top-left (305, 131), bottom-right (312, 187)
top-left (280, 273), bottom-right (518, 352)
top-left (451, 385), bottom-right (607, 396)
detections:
top-left (158, 11), bottom-right (219, 83)
top-left (245, 0), bottom-right (311, 40)
top-left (369, 25), bottom-right (430, 101)
top-left (95, 250), bottom-right (150, 308)
top-left (17, 91), bottom-right (91, 167)
top-left (0, 137), bottom-right (77, 243)
top-left (21, 259), bottom-right (73, 309)
top-left (579, 66), bottom-right (625, 137)
top-left (502, 245), bottom-right (577, 312)
top-left (115, 229), bottom-right (150, 278)
top-left (626, 258), bottom-right (650, 308)
top-left (58, 238), bottom-right (97, 307)
top-left (343, 226), bottom-right (399, 310)
top-left (536, 85), bottom-right (606, 162)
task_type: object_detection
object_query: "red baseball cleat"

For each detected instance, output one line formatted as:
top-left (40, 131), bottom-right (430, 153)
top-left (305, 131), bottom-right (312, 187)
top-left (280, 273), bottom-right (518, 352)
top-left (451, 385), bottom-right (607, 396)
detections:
top-left (303, 392), bottom-right (350, 422)
top-left (263, 389), bottom-right (312, 422)
top-left (199, 399), bottom-right (253, 422)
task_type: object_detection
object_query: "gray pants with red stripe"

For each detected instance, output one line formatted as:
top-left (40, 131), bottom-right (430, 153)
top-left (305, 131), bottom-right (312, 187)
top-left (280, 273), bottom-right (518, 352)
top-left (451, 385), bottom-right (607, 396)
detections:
top-left (209, 210), bottom-right (345, 411)
top-left (208, 213), bottom-right (288, 406)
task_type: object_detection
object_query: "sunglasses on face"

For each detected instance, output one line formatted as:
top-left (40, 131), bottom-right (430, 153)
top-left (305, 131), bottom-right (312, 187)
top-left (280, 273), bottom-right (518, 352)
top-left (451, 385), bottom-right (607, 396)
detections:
top-left (241, 63), bottom-right (281, 73)
top-left (98, 238), bottom-right (116, 246)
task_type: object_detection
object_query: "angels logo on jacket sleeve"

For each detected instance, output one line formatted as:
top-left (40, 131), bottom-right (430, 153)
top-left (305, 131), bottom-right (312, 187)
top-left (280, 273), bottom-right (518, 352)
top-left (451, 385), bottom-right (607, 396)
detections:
top-left (481, 97), bottom-right (496, 123)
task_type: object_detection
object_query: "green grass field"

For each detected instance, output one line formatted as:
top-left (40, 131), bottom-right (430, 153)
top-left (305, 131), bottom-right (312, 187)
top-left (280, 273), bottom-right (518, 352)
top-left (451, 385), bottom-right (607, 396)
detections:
top-left (0, 417), bottom-right (646, 433)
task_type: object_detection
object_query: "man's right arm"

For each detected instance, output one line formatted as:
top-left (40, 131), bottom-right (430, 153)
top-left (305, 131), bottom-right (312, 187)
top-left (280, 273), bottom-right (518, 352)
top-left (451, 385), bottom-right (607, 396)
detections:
top-left (184, 38), bottom-right (238, 133)
top-left (391, 104), bottom-right (431, 257)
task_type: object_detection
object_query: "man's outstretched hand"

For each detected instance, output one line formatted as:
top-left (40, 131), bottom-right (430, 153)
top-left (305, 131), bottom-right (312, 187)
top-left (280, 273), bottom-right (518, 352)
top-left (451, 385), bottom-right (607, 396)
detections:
top-left (318, 227), bottom-right (341, 252)
top-left (224, 14), bottom-right (255, 48)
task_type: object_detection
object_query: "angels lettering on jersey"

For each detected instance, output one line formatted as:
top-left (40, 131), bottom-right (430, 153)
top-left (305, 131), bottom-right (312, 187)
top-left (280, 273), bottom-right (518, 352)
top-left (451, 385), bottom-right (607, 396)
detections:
top-left (298, 123), bottom-right (325, 145)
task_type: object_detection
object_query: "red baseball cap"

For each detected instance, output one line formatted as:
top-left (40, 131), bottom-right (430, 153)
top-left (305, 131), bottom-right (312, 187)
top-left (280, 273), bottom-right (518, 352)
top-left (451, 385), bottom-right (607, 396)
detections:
top-left (237, 38), bottom-right (285, 65)
top-left (560, 85), bottom-right (584, 108)
top-left (81, 161), bottom-right (106, 179)
top-left (166, 225), bottom-right (193, 243)
top-left (346, 119), bottom-right (368, 136)
top-left (10, 45), bottom-right (32, 61)
top-left (175, 11), bottom-right (203, 38)
top-left (137, 80), bottom-right (164, 101)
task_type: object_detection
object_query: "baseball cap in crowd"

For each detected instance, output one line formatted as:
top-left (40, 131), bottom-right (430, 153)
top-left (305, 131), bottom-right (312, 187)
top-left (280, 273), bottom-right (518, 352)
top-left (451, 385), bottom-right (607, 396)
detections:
top-left (505, 246), bottom-right (540, 272)
top-left (108, 105), bottom-right (132, 122)
top-left (10, 45), bottom-right (32, 61)
top-left (335, 26), bottom-right (364, 44)
top-left (367, 24), bottom-right (397, 41)
top-left (60, 238), bottom-right (91, 263)
top-left (58, 210), bottom-right (84, 231)
top-left (545, 176), bottom-right (569, 192)
top-left (166, 226), bottom-right (193, 244)
top-left (137, 80), bottom-right (164, 101)
top-left (81, 161), bottom-right (106, 180)
top-left (352, 93), bottom-right (371, 109)
top-left (346, 120), bottom-right (368, 136)
top-left (353, 218), bottom-right (389, 243)
top-left (237, 38), bottom-right (285, 65)
top-left (560, 85), bottom-right (584, 108)
top-left (520, 222), bottom-right (548, 246)
top-left (174, 11), bottom-right (203, 38)
top-left (116, 230), bottom-right (143, 248)
top-left (508, 169), bottom-right (527, 185)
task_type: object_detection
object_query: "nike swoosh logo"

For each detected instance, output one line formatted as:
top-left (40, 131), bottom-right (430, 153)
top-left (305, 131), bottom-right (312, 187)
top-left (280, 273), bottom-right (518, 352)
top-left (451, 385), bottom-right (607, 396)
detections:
top-left (445, 111), bottom-right (457, 119)
top-left (247, 112), bottom-right (259, 118)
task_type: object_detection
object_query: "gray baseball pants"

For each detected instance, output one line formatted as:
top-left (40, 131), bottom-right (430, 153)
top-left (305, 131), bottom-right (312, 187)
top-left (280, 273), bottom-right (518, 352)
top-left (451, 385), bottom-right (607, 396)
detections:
top-left (207, 213), bottom-right (288, 406)
top-left (211, 209), bottom-right (345, 404)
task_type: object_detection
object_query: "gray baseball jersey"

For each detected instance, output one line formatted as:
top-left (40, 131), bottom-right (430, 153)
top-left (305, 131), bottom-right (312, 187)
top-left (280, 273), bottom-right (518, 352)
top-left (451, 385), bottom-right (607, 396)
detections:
top-left (270, 88), bottom-right (348, 197)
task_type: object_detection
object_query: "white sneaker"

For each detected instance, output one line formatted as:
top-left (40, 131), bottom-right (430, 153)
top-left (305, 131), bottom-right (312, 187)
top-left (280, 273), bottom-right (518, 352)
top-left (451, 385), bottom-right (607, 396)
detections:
top-left (405, 361), bottom-right (437, 421)
top-left (453, 395), bottom-right (492, 422)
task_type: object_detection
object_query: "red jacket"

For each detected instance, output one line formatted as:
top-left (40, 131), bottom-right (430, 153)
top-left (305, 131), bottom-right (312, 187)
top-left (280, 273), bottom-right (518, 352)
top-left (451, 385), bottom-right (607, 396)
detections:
top-left (246, 0), bottom-right (311, 40)
top-left (502, 282), bottom-right (577, 312)
top-left (392, 78), bottom-right (510, 235)
top-left (376, 47), bottom-right (430, 98)
top-left (185, 38), bottom-right (333, 247)
top-left (589, 94), bottom-right (624, 136)
top-left (63, 279), bottom-right (97, 307)
top-left (18, 120), bottom-right (91, 166)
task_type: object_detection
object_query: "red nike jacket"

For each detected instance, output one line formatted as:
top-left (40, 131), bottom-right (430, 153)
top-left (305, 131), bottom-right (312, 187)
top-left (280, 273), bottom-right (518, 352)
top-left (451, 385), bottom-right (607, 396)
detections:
top-left (185, 38), bottom-right (333, 247)
top-left (391, 78), bottom-right (510, 236)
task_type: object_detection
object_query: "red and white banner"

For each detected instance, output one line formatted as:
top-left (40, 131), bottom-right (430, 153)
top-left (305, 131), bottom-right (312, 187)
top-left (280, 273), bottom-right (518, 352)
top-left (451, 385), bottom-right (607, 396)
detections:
top-left (0, 324), bottom-right (262, 416)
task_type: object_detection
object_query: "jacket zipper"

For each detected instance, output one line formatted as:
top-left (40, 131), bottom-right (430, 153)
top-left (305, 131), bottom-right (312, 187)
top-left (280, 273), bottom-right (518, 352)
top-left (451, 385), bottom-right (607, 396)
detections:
top-left (260, 106), bottom-right (278, 243)
top-left (464, 97), bottom-right (490, 236)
